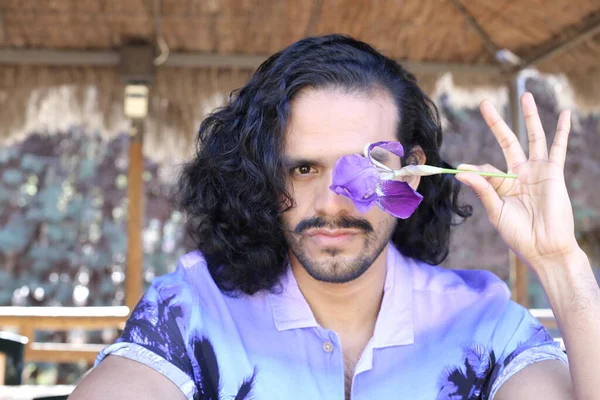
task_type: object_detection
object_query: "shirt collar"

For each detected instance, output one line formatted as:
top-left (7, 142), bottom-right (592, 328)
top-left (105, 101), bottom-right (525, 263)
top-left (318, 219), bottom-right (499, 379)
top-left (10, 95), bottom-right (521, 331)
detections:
top-left (268, 243), bottom-right (414, 348)
top-left (372, 243), bottom-right (414, 347)
top-left (269, 259), bottom-right (320, 331)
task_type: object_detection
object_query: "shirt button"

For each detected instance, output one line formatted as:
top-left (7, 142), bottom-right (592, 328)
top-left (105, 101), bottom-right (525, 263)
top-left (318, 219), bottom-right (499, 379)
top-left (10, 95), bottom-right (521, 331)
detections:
top-left (322, 341), bottom-right (334, 353)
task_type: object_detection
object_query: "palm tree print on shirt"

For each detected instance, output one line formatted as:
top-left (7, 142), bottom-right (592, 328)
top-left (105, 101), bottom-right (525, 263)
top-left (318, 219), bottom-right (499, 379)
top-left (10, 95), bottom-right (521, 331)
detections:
top-left (437, 343), bottom-right (496, 399)
top-left (120, 292), bottom-right (257, 400)
top-left (120, 293), bottom-right (193, 375)
top-left (437, 324), bottom-right (555, 399)
top-left (193, 337), bottom-right (257, 400)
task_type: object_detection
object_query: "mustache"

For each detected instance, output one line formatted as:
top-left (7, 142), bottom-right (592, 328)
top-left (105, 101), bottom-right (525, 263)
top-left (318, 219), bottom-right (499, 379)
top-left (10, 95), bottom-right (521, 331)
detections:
top-left (294, 216), bottom-right (374, 234)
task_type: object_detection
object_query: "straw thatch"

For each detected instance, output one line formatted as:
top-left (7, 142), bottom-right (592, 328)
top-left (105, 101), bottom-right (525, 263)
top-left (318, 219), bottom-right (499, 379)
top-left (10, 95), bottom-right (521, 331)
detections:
top-left (0, 65), bottom-right (253, 166)
top-left (1, 0), bottom-right (596, 62)
top-left (0, 0), bottom-right (598, 163)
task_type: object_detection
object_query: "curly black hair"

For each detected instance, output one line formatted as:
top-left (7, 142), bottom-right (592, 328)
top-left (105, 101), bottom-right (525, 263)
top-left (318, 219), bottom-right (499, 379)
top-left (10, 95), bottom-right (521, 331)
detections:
top-left (177, 34), bottom-right (472, 296)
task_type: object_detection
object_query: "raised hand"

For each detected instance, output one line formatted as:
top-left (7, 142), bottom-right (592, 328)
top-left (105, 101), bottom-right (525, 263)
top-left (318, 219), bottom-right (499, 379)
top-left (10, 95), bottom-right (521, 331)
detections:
top-left (455, 92), bottom-right (580, 271)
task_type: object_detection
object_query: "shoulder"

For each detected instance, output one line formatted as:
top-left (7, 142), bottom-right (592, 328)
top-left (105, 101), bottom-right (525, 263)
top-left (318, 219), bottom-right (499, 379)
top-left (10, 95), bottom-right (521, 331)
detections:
top-left (407, 258), bottom-right (555, 351)
top-left (406, 256), bottom-right (549, 340)
top-left (408, 257), bottom-right (510, 298)
top-left (151, 250), bottom-right (218, 299)
top-left (126, 250), bottom-right (224, 340)
top-left (157, 250), bottom-right (211, 285)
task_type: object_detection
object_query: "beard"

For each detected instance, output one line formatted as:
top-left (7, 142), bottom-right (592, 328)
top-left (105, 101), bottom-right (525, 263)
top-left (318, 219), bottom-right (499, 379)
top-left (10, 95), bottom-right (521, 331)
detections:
top-left (284, 215), bottom-right (396, 283)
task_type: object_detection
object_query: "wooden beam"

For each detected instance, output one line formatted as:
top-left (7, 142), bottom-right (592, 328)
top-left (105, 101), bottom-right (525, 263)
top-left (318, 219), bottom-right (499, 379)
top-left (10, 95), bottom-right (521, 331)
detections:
top-left (125, 120), bottom-right (145, 310)
top-left (401, 61), bottom-right (500, 75)
top-left (304, 0), bottom-right (323, 37)
top-left (0, 49), bottom-right (120, 66)
top-left (448, 0), bottom-right (500, 59)
top-left (0, 10), bottom-right (5, 44)
top-left (0, 385), bottom-right (74, 399)
top-left (0, 306), bottom-right (128, 330)
top-left (0, 307), bottom-right (128, 364)
top-left (27, 343), bottom-right (106, 363)
top-left (166, 54), bottom-right (502, 74)
top-left (0, 306), bottom-right (130, 318)
top-left (0, 48), bottom-right (502, 74)
top-left (519, 10), bottom-right (600, 69)
top-left (529, 308), bottom-right (558, 330)
top-left (165, 52), bottom-right (267, 69)
top-left (1, 316), bottom-right (127, 330)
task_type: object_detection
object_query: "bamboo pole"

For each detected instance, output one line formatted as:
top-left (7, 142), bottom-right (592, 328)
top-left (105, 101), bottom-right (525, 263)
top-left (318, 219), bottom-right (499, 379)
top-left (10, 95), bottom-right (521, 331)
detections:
top-left (508, 71), bottom-right (529, 307)
top-left (125, 119), bottom-right (144, 310)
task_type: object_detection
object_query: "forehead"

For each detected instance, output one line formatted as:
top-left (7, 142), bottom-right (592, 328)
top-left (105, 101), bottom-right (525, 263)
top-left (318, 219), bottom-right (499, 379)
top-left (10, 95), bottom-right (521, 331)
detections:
top-left (284, 88), bottom-right (398, 160)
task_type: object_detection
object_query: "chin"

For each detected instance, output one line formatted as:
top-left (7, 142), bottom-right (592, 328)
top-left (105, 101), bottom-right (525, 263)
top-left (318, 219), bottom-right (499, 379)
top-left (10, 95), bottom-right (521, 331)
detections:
top-left (309, 245), bottom-right (356, 259)
top-left (304, 261), bottom-right (370, 284)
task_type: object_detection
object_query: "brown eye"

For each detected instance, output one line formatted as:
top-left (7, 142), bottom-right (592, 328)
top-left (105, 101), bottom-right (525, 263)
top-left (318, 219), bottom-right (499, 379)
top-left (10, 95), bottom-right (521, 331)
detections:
top-left (290, 165), bottom-right (316, 177)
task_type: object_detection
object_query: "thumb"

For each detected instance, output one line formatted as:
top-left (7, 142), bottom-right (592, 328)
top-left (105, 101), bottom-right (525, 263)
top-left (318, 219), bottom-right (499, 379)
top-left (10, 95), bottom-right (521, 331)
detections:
top-left (455, 164), bottom-right (503, 219)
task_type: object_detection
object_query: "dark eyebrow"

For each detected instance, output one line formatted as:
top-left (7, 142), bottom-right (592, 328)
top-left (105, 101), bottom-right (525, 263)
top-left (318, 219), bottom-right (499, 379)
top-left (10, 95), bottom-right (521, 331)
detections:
top-left (282, 157), bottom-right (323, 168)
top-left (283, 150), bottom-right (365, 168)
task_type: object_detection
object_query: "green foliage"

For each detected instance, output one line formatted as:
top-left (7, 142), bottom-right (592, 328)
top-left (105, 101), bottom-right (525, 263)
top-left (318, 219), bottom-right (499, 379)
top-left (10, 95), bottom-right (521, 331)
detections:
top-left (2, 168), bottom-right (24, 185)
top-left (0, 130), bottom-right (188, 309)
top-left (20, 154), bottom-right (45, 174)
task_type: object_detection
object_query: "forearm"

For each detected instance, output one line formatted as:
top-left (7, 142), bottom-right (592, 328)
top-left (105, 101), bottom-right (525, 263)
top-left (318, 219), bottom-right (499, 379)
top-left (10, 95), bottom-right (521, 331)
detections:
top-left (535, 248), bottom-right (600, 400)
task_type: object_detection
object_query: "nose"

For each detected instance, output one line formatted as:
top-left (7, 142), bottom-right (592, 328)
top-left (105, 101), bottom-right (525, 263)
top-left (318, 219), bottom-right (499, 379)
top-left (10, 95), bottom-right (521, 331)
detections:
top-left (314, 172), bottom-right (356, 217)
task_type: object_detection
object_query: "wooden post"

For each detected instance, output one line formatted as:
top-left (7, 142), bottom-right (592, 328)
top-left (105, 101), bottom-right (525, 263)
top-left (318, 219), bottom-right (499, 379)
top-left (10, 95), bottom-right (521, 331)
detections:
top-left (20, 324), bottom-right (34, 362)
top-left (120, 43), bottom-right (153, 311)
top-left (125, 119), bottom-right (144, 310)
top-left (0, 352), bottom-right (5, 385)
top-left (508, 72), bottom-right (529, 307)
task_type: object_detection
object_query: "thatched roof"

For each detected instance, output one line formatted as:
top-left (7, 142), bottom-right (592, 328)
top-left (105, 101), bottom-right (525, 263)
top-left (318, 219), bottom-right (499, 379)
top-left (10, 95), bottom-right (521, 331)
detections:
top-left (1, 0), bottom-right (597, 64)
top-left (0, 0), bottom-right (598, 163)
top-left (0, 65), bottom-right (253, 167)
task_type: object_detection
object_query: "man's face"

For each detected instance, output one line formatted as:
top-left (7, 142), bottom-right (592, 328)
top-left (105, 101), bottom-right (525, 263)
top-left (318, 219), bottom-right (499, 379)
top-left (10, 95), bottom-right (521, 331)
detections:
top-left (282, 88), bottom-right (400, 283)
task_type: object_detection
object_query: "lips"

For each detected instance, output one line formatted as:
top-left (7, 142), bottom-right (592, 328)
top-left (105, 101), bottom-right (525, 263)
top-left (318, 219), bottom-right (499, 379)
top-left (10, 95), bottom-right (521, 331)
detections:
top-left (306, 229), bottom-right (359, 246)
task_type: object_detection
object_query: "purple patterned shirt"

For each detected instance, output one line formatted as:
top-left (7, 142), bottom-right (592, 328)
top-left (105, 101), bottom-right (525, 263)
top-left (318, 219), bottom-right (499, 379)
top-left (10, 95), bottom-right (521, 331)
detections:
top-left (96, 244), bottom-right (566, 399)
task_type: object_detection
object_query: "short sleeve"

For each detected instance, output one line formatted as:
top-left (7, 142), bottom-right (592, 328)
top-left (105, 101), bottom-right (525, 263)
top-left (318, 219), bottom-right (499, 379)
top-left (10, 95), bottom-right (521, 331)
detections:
top-left (95, 265), bottom-right (197, 400)
top-left (484, 301), bottom-right (568, 399)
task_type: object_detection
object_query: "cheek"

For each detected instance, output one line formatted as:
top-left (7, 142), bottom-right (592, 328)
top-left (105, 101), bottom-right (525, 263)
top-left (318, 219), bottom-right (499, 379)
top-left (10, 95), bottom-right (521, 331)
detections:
top-left (286, 182), bottom-right (315, 212)
top-left (281, 209), bottom-right (295, 229)
top-left (281, 200), bottom-right (307, 230)
top-left (366, 207), bottom-right (397, 231)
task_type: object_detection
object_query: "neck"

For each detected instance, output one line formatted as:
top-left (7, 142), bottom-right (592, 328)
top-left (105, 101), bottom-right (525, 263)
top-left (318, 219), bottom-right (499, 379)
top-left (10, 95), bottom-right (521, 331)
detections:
top-left (290, 247), bottom-right (388, 335)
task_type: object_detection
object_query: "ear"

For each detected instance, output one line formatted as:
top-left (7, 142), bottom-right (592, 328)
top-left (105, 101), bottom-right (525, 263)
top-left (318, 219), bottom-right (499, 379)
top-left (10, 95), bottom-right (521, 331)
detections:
top-left (404, 146), bottom-right (426, 190)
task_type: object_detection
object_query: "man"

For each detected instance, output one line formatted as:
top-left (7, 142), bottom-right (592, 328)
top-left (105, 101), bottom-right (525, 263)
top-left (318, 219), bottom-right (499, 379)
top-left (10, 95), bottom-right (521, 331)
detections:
top-left (71, 35), bottom-right (597, 399)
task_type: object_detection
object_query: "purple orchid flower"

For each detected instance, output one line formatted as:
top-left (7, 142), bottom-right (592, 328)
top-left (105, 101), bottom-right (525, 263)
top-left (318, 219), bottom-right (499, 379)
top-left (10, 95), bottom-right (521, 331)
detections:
top-left (329, 141), bottom-right (424, 219)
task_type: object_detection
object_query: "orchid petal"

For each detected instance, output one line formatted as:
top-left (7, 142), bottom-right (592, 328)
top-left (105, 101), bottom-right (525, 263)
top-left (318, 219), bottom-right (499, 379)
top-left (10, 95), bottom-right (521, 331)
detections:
top-left (367, 141), bottom-right (404, 159)
top-left (376, 180), bottom-right (423, 219)
top-left (365, 141), bottom-right (405, 172)
top-left (329, 144), bottom-right (424, 217)
top-left (330, 154), bottom-right (379, 212)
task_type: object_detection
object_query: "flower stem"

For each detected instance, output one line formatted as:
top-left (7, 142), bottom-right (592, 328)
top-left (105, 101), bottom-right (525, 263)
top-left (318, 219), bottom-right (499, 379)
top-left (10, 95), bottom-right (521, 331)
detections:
top-left (391, 165), bottom-right (518, 178)
top-left (438, 168), bottom-right (518, 178)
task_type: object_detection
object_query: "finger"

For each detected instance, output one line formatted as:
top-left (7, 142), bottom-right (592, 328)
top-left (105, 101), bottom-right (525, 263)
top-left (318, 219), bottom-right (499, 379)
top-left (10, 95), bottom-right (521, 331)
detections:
top-left (455, 170), bottom-right (503, 224)
top-left (457, 163), bottom-right (512, 193)
top-left (480, 100), bottom-right (527, 170)
top-left (521, 92), bottom-right (548, 161)
top-left (549, 109), bottom-right (572, 169)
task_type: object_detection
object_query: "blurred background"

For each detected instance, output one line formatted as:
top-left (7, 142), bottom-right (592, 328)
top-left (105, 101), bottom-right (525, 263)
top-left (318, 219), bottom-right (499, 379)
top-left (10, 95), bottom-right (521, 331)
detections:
top-left (0, 0), bottom-right (598, 397)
